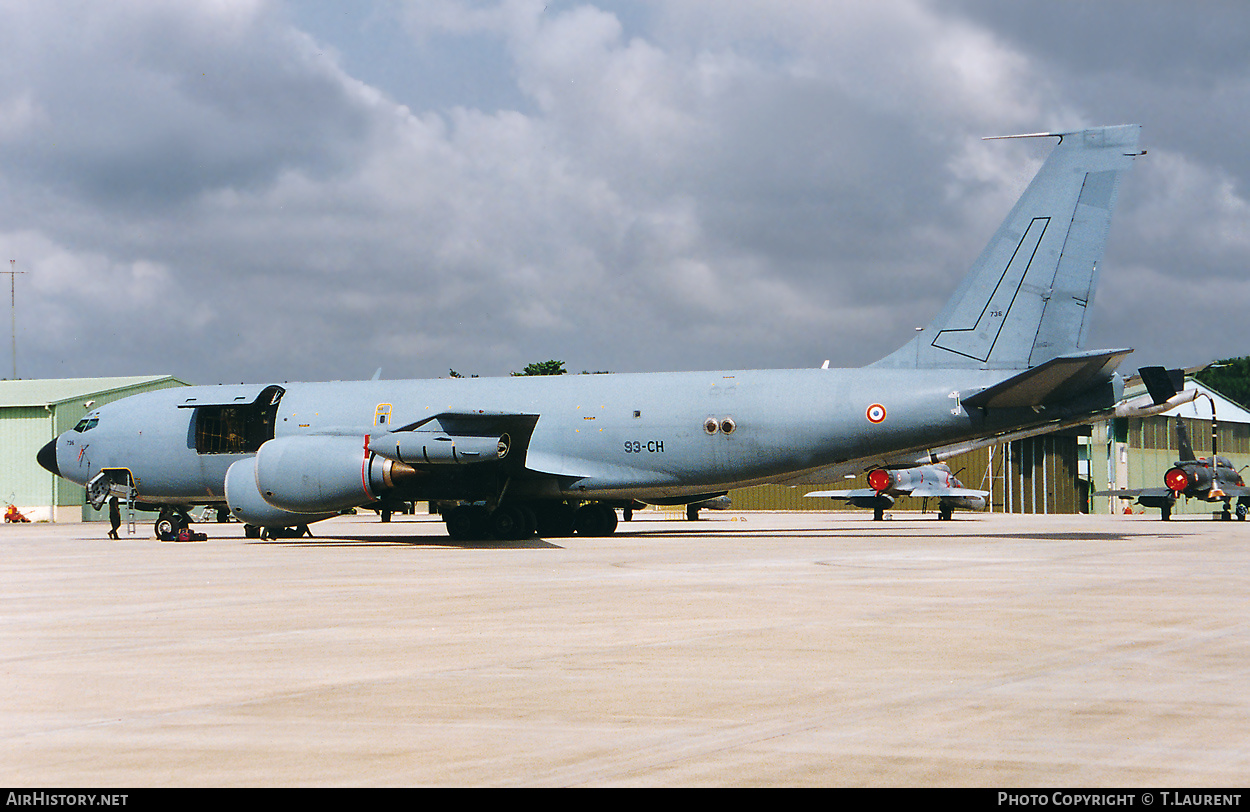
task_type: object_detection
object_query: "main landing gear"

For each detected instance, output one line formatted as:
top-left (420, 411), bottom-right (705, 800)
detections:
top-left (1220, 501), bottom-right (1248, 522)
top-left (443, 501), bottom-right (617, 541)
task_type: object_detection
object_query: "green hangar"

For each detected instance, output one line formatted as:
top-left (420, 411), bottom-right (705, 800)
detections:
top-left (1, 376), bottom-right (188, 522)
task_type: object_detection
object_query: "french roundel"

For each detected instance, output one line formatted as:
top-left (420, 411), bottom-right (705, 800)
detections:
top-left (865, 403), bottom-right (887, 424)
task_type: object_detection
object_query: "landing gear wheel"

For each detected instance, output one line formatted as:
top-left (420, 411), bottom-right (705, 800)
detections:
top-left (1161, 504), bottom-right (1171, 521)
top-left (939, 506), bottom-right (953, 521)
top-left (686, 505), bottom-right (700, 521)
top-left (519, 505), bottom-right (538, 538)
top-left (446, 505), bottom-right (491, 541)
top-left (574, 503), bottom-right (618, 536)
top-left (446, 505), bottom-right (476, 541)
top-left (873, 506), bottom-right (885, 521)
top-left (1237, 503), bottom-right (1248, 521)
top-left (154, 508), bottom-right (188, 539)
top-left (534, 503), bottom-right (575, 537)
top-left (489, 505), bottom-right (530, 541)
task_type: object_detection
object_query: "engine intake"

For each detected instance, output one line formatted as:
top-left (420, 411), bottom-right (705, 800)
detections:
top-left (224, 457), bottom-right (338, 528)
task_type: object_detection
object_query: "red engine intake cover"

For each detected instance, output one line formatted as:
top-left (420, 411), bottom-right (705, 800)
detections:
top-left (867, 468), bottom-right (893, 492)
top-left (1163, 467), bottom-right (1189, 493)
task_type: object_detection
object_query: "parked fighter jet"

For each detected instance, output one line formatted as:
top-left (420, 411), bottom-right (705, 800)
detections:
top-left (806, 464), bottom-right (988, 520)
top-left (38, 125), bottom-right (1146, 541)
top-left (1103, 417), bottom-right (1250, 521)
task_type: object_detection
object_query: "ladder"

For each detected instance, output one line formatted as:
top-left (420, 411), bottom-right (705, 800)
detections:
top-left (981, 443), bottom-right (1009, 513)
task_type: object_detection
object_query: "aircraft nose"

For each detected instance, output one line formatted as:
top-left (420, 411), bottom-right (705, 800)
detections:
top-left (37, 438), bottom-right (60, 477)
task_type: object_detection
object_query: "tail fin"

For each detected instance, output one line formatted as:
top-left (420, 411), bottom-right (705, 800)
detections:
top-left (874, 124), bottom-right (1142, 370)
top-left (1176, 416), bottom-right (1197, 462)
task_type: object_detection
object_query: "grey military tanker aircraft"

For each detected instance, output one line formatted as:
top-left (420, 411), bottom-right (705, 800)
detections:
top-left (39, 124), bottom-right (1145, 541)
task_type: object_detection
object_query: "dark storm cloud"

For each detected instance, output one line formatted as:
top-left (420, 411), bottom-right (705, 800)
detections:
top-left (1, 0), bottom-right (1246, 385)
top-left (0, 2), bottom-right (377, 211)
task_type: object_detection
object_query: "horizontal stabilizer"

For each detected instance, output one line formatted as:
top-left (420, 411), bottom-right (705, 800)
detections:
top-left (961, 348), bottom-right (1131, 409)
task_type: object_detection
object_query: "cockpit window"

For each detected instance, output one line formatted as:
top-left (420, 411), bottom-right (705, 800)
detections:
top-left (73, 417), bottom-right (99, 433)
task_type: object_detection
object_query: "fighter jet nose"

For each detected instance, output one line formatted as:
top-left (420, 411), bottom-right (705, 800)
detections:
top-left (37, 438), bottom-right (60, 477)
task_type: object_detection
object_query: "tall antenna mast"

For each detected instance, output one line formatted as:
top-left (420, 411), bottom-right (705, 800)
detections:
top-left (3, 260), bottom-right (24, 379)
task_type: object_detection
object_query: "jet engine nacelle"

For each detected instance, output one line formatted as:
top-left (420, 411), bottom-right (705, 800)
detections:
top-left (224, 457), bottom-right (338, 528)
top-left (368, 431), bottom-right (506, 465)
top-left (252, 434), bottom-right (390, 514)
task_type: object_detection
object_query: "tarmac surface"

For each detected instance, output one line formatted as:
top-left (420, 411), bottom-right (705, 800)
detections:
top-left (2, 509), bottom-right (1249, 787)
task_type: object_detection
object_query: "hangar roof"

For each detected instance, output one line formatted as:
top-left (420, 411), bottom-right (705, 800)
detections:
top-left (0, 376), bottom-right (188, 408)
top-left (1122, 379), bottom-right (1250, 424)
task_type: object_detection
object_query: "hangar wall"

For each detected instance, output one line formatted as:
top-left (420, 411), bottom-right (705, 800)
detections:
top-left (0, 376), bottom-right (189, 521)
top-left (729, 432), bottom-right (1085, 515)
top-left (730, 380), bottom-right (1250, 517)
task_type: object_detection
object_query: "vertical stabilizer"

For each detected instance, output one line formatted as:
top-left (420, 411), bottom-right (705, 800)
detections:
top-left (1176, 416), bottom-right (1197, 463)
top-left (874, 124), bottom-right (1141, 370)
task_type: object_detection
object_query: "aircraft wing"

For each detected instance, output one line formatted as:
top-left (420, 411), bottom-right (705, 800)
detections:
top-left (805, 488), bottom-right (879, 499)
top-left (522, 450), bottom-right (678, 484)
top-left (1095, 488), bottom-right (1168, 499)
top-left (806, 487), bottom-right (987, 499)
top-left (909, 487), bottom-right (989, 498)
top-left (961, 348), bottom-right (1132, 410)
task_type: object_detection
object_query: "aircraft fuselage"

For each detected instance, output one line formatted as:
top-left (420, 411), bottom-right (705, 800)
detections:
top-left (47, 366), bottom-right (1097, 508)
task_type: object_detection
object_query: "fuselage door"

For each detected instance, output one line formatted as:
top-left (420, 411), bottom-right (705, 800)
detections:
top-left (189, 384), bottom-right (286, 454)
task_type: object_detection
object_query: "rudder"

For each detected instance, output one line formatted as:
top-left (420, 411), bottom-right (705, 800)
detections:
top-left (874, 124), bottom-right (1142, 370)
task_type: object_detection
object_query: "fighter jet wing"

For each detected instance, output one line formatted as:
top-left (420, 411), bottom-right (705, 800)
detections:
top-left (909, 487), bottom-right (989, 498)
top-left (806, 486), bottom-right (988, 499)
top-left (1094, 488), bottom-right (1168, 499)
top-left (805, 489), bottom-right (879, 499)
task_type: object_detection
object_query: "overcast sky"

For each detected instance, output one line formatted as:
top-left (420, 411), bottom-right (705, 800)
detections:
top-left (2, 0), bottom-right (1247, 384)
